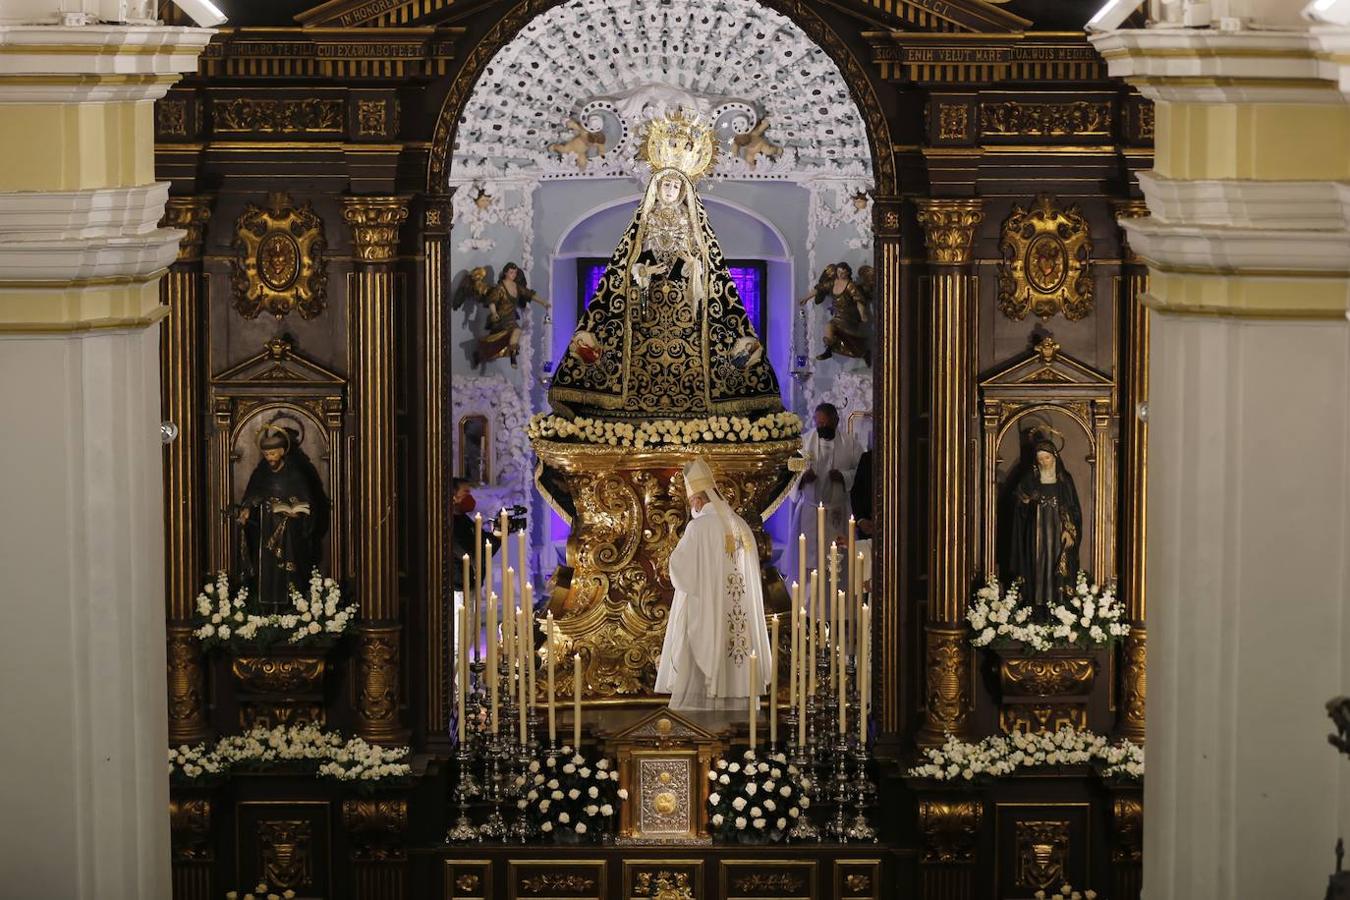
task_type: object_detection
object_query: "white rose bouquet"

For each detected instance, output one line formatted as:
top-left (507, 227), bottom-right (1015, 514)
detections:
top-left (967, 572), bottom-right (1129, 652)
top-left (907, 726), bottom-right (1144, 783)
top-left (1035, 884), bottom-right (1097, 900)
top-left (169, 724), bottom-right (412, 792)
top-left (191, 570), bottom-right (357, 653)
top-left (226, 883), bottom-right (296, 900)
top-left (527, 411), bottom-right (801, 450)
top-left (518, 746), bottom-right (627, 843)
top-left (705, 750), bottom-right (809, 844)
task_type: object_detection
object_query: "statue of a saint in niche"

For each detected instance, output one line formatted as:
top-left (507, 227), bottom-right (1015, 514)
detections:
top-left (799, 262), bottom-right (872, 364)
top-left (548, 109), bottom-right (781, 420)
top-left (455, 263), bottom-right (550, 369)
top-left (236, 416), bottom-right (330, 611)
top-left (1005, 424), bottom-right (1081, 611)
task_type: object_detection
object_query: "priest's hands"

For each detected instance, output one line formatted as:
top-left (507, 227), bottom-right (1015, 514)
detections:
top-left (829, 469), bottom-right (845, 484)
top-left (801, 470), bottom-right (818, 485)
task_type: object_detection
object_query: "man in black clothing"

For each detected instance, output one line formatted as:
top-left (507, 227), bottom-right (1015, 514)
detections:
top-left (450, 478), bottom-right (500, 596)
top-left (850, 449), bottom-right (873, 538)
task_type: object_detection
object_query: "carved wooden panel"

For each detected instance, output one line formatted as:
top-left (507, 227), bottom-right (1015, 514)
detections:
top-left (994, 803), bottom-right (1090, 900)
top-left (833, 859), bottom-right (881, 900)
top-left (444, 859), bottom-right (492, 900)
top-left (234, 800), bottom-right (331, 898)
top-left (624, 860), bottom-right (703, 900)
top-left (719, 860), bottom-right (815, 900)
top-left (509, 859), bottom-right (607, 900)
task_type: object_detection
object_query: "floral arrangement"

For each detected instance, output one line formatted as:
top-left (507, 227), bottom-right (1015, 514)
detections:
top-left (518, 746), bottom-right (628, 842)
top-left (968, 572), bottom-right (1129, 652)
top-left (169, 724), bottom-right (412, 788)
top-left (907, 726), bottom-right (1144, 783)
top-left (192, 571), bottom-right (357, 653)
top-left (226, 884), bottom-right (296, 900)
top-left (1036, 886), bottom-right (1098, 900)
top-left (706, 750), bottom-right (810, 843)
top-left (527, 411), bottom-right (801, 449)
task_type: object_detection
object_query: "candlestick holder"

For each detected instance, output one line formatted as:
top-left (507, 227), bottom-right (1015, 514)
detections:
top-left (477, 731), bottom-right (508, 841)
top-left (507, 747), bottom-right (534, 844)
top-left (787, 762), bottom-right (820, 843)
top-left (445, 745), bottom-right (480, 843)
top-left (782, 703), bottom-right (799, 758)
top-left (824, 732), bottom-right (851, 842)
top-left (845, 748), bottom-right (878, 843)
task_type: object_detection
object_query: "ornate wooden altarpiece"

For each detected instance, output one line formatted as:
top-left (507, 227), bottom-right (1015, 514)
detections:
top-left (155, 0), bottom-right (1151, 897)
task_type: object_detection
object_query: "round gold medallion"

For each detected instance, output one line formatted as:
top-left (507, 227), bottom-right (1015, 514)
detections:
top-left (652, 791), bottom-right (678, 815)
top-left (257, 231), bottom-right (301, 291)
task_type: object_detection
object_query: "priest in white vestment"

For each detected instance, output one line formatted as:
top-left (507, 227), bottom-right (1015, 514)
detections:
top-left (656, 457), bottom-right (772, 712)
top-left (789, 402), bottom-right (863, 576)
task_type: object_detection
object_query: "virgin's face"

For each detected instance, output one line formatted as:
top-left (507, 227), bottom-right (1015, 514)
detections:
top-left (658, 176), bottom-right (682, 205)
top-left (1036, 449), bottom-right (1055, 469)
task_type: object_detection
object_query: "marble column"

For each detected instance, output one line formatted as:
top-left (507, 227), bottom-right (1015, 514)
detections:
top-left (1093, 26), bottom-right (1350, 899)
top-left (914, 198), bottom-right (983, 746)
top-left (0, 19), bottom-right (211, 900)
top-left (343, 195), bottom-right (412, 745)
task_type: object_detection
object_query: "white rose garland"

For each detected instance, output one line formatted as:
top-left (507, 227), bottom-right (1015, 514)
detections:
top-left (169, 724), bottom-right (411, 785)
top-left (192, 570), bottom-right (357, 652)
top-left (907, 726), bottom-right (1144, 782)
top-left (527, 411), bottom-right (801, 450)
top-left (968, 572), bottom-right (1129, 652)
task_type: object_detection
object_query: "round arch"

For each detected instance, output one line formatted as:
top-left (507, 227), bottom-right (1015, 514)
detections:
top-left (425, 0), bottom-right (894, 194)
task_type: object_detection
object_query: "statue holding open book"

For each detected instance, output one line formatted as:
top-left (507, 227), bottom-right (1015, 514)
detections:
top-left (236, 416), bottom-right (330, 612)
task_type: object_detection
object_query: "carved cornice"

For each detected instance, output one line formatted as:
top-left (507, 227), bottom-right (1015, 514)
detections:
top-left (194, 28), bottom-right (462, 81)
top-left (161, 196), bottom-right (213, 263)
top-left (915, 198), bottom-right (984, 265)
top-left (865, 33), bottom-right (1105, 85)
top-left (342, 196), bottom-right (410, 264)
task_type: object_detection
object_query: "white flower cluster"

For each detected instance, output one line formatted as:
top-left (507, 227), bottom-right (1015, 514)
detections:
top-left (169, 724), bottom-right (412, 784)
top-left (706, 750), bottom-right (810, 842)
top-left (226, 883), bottom-right (296, 900)
top-left (1035, 885), bottom-right (1097, 900)
top-left (192, 571), bottom-right (357, 651)
top-left (518, 746), bottom-right (627, 840)
top-left (907, 726), bottom-right (1144, 782)
top-left (527, 411), bottom-right (801, 449)
top-left (967, 573), bottom-right (1129, 652)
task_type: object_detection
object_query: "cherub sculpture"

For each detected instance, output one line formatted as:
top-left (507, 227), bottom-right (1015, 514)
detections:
top-left (798, 261), bottom-right (871, 363)
top-left (548, 118), bottom-right (607, 170)
top-left (453, 263), bottom-right (550, 368)
top-left (733, 117), bottom-right (782, 169)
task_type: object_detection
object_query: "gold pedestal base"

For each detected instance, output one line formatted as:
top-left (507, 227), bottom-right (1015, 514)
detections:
top-left (532, 438), bottom-right (799, 701)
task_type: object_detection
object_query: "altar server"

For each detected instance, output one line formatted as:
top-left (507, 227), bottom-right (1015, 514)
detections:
top-left (789, 402), bottom-right (863, 571)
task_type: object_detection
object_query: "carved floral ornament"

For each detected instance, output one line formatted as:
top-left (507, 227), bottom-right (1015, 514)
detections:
top-left (998, 194), bottom-right (1094, 322)
top-left (230, 192), bottom-right (328, 320)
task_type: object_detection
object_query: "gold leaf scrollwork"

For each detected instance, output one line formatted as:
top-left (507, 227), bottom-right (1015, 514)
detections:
top-left (635, 869), bottom-right (694, 900)
top-left (1120, 628), bottom-right (1147, 740)
top-left (938, 103), bottom-right (968, 140)
top-left (455, 873), bottom-right (480, 893)
top-left (231, 192), bottom-right (328, 320)
top-left (919, 798), bottom-right (982, 863)
top-left (521, 873), bottom-right (597, 893)
top-left (231, 654), bottom-right (327, 694)
top-left (355, 626), bottom-right (402, 738)
top-left (999, 656), bottom-right (1096, 697)
top-left (214, 97), bottom-right (344, 134)
top-left (923, 627), bottom-right (971, 739)
top-left (998, 194), bottom-right (1093, 321)
top-left (735, 871), bottom-right (803, 892)
top-left (1112, 795), bottom-right (1144, 862)
top-left (1000, 703), bottom-right (1087, 735)
top-left (169, 797), bottom-right (212, 861)
top-left (341, 798), bottom-right (408, 862)
top-left (845, 873), bottom-right (872, 893)
top-left (980, 100), bottom-right (1112, 137)
top-left (1015, 820), bottom-right (1071, 890)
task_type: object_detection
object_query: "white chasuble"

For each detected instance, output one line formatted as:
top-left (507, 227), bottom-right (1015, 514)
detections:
top-left (789, 428), bottom-right (863, 572)
top-left (656, 504), bottom-right (771, 712)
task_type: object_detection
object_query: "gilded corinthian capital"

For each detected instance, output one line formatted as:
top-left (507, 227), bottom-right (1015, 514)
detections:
top-left (161, 195), bottom-right (213, 263)
top-left (342, 196), bottom-right (411, 263)
top-left (915, 198), bottom-right (984, 265)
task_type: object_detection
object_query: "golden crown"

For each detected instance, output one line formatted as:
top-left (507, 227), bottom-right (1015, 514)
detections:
top-left (637, 108), bottom-right (718, 182)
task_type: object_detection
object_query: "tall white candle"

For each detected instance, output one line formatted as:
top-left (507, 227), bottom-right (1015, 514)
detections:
top-left (807, 570), bottom-right (818, 696)
top-left (797, 533), bottom-right (807, 610)
top-left (473, 513), bottom-right (483, 662)
top-left (829, 545), bottom-right (839, 690)
top-left (455, 602), bottom-right (465, 744)
top-left (816, 502), bottom-right (825, 596)
top-left (573, 653), bottom-right (582, 750)
top-left (789, 582), bottom-right (799, 712)
top-left (517, 528), bottom-right (527, 613)
top-left (487, 590), bottom-right (498, 734)
top-left (855, 550), bottom-right (865, 664)
top-left (524, 584), bottom-right (536, 711)
top-left (860, 604), bottom-right (870, 745)
top-left (838, 590), bottom-right (847, 734)
top-left (770, 615), bottom-right (779, 747)
top-left (517, 607), bottom-right (528, 743)
top-left (546, 612), bottom-right (556, 746)
top-left (748, 652), bottom-right (758, 753)
top-left (798, 605), bottom-right (808, 747)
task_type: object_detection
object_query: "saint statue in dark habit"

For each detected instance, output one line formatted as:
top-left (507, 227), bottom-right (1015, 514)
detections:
top-left (1006, 427), bottom-right (1082, 610)
top-left (236, 417), bottom-right (330, 611)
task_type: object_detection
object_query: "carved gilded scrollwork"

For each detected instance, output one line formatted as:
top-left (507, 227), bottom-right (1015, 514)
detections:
top-left (213, 97), bottom-right (344, 134)
top-left (169, 797), bottom-right (213, 861)
top-left (980, 100), bottom-right (1112, 137)
top-left (918, 626), bottom-right (972, 745)
top-left (1112, 795), bottom-right (1144, 863)
top-left (521, 873), bottom-right (597, 893)
top-left (1000, 655), bottom-right (1096, 697)
top-left (919, 798), bottom-right (982, 863)
top-left (162, 195), bottom-right (212, 263)
top-left (355, 625), bottom-right (403, 743)
top-left (916, 199), bottom-right (984, 265)
top-left (232, 654), bottom-right (327, 694)
top-left (1015, 820), bottom-right (1071, 890)
top-left (634, 869), bottom-right (694, 900)
top-left (997, 194), bottom-right (1093, 321)
top-left (341, 797), bottom-right (408, 861)
top-left (167, 626), bottom-right (210, 744)
top-left (230, 192), bottom-right (328, 320)
top-left (1119, 628), bottom-right (1147, 741)
top-left (257, 820), bottom-right (313, 890)
top-left (735, 871), bottom-right (803, 893)
top-left (533, 440), bottom-right (797, 699)
top-left (455, 873), bottom-right (480, 893)
top-left (937, 103), bottom-right (968, 140)
top-left (1000, 703), bottom-right (1088, 735)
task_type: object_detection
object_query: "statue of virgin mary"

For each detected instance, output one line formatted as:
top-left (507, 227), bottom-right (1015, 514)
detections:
top-left (548, 109), bottom-right (783, 420)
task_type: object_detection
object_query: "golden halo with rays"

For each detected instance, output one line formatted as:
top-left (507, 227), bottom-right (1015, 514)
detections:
top-left (636, 107), bottom-right (718, 183)
top-left (1020, 414), bottom-right (1065, 454)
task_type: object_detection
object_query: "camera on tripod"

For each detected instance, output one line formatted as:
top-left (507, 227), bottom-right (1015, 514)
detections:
top-left (498, 504), bottom-right (528, 534)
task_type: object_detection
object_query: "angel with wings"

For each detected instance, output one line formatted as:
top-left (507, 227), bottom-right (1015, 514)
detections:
top-left (454, 263), bottom-right (550, 369)
top-left (798, 261), bottom-right (872, 364)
